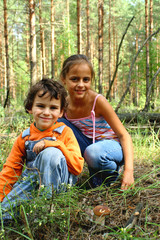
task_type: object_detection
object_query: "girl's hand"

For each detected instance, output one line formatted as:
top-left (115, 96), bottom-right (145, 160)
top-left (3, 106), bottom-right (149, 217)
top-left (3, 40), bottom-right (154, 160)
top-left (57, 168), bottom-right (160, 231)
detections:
top-left (120, 169), bottom-right (134, 190)
top-left (33, 140), bottom-right (45, 154)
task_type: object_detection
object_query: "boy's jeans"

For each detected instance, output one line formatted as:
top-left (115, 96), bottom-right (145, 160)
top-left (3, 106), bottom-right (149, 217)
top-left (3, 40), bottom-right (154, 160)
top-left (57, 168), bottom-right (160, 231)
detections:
top-left (1, 146), bottom-right (77, 220)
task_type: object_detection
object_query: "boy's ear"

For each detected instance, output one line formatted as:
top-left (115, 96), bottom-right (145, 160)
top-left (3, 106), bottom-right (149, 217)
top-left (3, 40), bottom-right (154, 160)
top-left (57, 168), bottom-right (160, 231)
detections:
top-left (59, 109), bottom-right (64, 118)
top-left (27, 109), bottom-right (32, 114)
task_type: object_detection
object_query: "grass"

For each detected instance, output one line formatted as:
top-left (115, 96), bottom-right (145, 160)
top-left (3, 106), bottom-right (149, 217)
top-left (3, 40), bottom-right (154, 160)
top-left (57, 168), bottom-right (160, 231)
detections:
top-left (0, 114), bottom-right (159, 239)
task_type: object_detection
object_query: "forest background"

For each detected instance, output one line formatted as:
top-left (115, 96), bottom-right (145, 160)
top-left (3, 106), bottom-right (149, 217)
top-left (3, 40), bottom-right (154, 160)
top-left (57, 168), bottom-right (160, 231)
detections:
top-left (0, 0), bottom-right (160, 114)
top-left (0, 1), bottom-right (160, 239)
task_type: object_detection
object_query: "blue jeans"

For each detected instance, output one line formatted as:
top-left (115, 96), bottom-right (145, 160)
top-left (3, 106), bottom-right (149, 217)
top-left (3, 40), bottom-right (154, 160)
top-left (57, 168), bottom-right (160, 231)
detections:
top-left (58, 118), bottom-right (124, 187)
top-left (1, 141), bottom-right (77, 221)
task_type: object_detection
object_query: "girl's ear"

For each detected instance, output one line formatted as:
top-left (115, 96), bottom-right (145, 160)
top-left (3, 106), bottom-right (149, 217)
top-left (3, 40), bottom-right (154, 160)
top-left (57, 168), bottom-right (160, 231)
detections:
top-left (60, 76), bottom-right (66, 85)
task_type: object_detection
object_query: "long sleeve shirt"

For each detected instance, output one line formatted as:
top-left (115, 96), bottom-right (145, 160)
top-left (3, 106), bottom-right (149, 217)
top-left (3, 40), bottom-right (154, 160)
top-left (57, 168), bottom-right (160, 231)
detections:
top-left (0, 122), bottom-right (84, 202)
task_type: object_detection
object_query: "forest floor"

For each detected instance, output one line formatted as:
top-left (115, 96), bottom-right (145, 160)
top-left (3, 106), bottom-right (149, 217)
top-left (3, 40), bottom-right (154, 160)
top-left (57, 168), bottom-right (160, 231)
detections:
top-left (3, 160), bottom-right (160, 240)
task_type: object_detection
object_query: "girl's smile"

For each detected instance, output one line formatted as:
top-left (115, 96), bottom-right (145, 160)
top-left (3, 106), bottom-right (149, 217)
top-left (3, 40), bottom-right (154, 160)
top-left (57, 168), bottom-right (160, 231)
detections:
top-left (62, 63), bottom-right (92, 99)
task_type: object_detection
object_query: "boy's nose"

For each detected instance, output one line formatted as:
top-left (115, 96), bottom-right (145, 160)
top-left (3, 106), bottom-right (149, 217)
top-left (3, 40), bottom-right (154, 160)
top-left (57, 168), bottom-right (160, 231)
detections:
top-left (43, 108), bottom-right (50, 115)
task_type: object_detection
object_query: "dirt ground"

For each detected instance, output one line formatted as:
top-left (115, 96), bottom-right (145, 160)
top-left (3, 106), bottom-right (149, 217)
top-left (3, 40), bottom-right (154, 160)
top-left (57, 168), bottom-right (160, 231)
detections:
top-left (59, 162), bottom-right (160, 240)
top-left (3, 162), bottom-right (160, 240)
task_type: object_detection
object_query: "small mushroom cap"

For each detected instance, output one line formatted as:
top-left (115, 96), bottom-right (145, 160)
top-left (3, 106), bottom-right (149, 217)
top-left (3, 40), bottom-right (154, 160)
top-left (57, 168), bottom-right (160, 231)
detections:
top-left (93, 205), bottom-right (111, 216)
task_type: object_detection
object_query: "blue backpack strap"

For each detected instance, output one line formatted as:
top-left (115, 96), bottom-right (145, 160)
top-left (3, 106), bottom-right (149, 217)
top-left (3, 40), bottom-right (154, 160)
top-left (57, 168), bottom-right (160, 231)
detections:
top-left (53, 125), bottom-right (66, 134)
top-left (22, 127), bottom-right (30, 138)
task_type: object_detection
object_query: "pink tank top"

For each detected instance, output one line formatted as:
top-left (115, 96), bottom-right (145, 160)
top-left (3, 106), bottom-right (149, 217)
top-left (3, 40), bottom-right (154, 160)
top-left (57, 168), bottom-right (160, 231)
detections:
top-left (65, 94), bottom-right (119, 143)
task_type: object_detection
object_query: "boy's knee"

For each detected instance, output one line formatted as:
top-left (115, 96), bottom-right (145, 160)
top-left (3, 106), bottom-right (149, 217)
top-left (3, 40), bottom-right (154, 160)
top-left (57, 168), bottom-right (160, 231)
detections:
top-left (35, 147), bottom-right (65, 169)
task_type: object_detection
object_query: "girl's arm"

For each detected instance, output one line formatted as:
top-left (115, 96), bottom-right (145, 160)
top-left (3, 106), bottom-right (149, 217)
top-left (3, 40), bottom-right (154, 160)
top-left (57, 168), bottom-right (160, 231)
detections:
top-left (96, 95), bottom-right (134, 190)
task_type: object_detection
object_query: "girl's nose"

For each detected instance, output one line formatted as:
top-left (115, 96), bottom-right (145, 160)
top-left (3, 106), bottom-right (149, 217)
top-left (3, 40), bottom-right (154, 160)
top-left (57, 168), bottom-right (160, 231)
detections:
top-left (77, 80), bottom-right (84, 87)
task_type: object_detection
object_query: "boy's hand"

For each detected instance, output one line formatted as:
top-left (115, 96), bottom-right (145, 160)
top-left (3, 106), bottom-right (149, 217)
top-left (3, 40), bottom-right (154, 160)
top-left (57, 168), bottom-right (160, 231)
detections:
top-left (120, 169), bottom-right (134, 190)
top-left (33, 140), bottom-right (45, 154)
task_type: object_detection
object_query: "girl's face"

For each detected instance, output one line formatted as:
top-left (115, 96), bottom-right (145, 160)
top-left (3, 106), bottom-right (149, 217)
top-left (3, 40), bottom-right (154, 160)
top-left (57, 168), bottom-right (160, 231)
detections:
top-left (28, 91), bottom-right (63, 130)
top-left (62, 63), bottom-right (92, 99)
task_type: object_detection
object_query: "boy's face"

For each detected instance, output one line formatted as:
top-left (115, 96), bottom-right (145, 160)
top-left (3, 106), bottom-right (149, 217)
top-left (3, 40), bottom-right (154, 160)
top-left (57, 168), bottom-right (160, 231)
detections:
top-left (28, 91), bottom-right (63, 130)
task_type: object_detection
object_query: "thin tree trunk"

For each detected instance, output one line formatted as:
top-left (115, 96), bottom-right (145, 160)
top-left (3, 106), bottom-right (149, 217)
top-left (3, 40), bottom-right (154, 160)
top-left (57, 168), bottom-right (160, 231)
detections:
top-left (3, 0), bottom-right (10, 107)
top-left (0, 22), bottom-right (4, 103)
top-left (51, 0), bottom-right (55, 79)
top-left (156, 37), bottom-right (159, 97)
top-left (112, 0), bottom-right (116, 98)
top-left (98, 0), bottom-right (104, 94)
top-left (77, 0), bottom-right (81, 54)
top-left (108, 0), bottom-right (112, 98)
top-left (39, 0), bottom-right (46, 78)
top-left (29, 0), bottom-right (37, 85)
top-left (67, 0), bottom-right (71, 56)
top-left (86, 0), bottom-right (90, 59)
top-left (145, 0), bottom-right (150, 99)
top-left (115, 28), bottom-right (160, 113)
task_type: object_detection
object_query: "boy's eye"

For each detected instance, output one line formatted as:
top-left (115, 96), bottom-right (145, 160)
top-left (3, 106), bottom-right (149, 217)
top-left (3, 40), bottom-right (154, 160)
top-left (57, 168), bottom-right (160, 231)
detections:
top-left (37, 104), bottom-right (44, 108)
top-left (51, 106), bottom-right (57, 110)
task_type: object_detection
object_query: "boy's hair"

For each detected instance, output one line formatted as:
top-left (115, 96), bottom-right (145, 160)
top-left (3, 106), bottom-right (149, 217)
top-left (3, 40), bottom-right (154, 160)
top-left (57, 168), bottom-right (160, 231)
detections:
top-left (60, 54), bottom-right (95, 81)
top-left (24, 79), bottom-right (67, 113)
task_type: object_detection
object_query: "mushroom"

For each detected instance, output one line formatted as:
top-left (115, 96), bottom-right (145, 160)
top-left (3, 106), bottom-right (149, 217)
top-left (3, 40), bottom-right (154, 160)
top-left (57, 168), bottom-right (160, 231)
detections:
top-left (93, 205), bottom-right (111, 226)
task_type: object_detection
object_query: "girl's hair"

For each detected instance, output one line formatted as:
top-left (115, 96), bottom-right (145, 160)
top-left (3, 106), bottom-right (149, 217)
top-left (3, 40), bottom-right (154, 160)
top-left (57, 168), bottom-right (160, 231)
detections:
top-left (60, 54), bottom-right (95, 80)
top-left (24, 79), bottom-right (67, 113)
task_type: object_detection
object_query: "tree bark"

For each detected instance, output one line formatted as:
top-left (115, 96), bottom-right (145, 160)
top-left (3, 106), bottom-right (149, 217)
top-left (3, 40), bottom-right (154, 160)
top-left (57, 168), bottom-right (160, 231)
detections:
top-left (145, 0), bottom-right (150, 98)
top-left (0, 22), bottom-right (4, 103)
top-left (3, 0), bottom-right (10, 108)
top-left (51, 0), bottom-right (55, 79)
top-left (77, 0), bottom-right (81, 54)
top-left (108, 0), bottom-right (112, 98)
top-left (86, 0), bottom-right (90, 59)
top-left (29, 0), bottom-right (37, 85)
top-left (98, 0), bottom-right (104, 94)
top-left (39, 0), bottom-right (46, 78)
top-left (67, 0), bottom-right (71, 56)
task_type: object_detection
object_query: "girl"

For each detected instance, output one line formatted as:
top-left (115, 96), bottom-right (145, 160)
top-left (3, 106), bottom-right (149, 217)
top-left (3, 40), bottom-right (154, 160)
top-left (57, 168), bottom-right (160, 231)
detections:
top-left (59, 54), bottom-right (134, 190)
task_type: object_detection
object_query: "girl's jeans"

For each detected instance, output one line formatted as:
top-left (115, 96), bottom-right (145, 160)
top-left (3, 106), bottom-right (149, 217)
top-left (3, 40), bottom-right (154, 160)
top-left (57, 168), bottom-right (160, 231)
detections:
top-left (1, 138), bottom-right (77, 220)
top-left (58, 118), bottom-right (124, 187)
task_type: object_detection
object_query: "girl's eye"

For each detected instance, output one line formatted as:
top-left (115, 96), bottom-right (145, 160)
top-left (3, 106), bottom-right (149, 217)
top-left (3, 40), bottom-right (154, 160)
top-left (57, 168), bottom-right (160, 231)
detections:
top-left (84, 78), bottom-right (90, 82)
top-left (70, 77), bottom-right (77, 81)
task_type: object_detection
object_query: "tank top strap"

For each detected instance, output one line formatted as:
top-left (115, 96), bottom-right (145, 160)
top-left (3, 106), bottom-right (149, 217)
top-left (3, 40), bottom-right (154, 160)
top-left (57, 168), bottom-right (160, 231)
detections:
top-left (91, 94), bottom-right (101, 144)
top-left (91, 94), bottom-right (101, 111)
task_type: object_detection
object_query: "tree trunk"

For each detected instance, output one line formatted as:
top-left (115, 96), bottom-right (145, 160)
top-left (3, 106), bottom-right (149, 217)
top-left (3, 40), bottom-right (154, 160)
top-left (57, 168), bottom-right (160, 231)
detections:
top-left (108, 0), bottom-right (112, 98)
top-left (51, 0), bottom-right (55, 79)
top-left (98, 0), bottom-right (104, 94)
top-left (86, 0), bottom-right (90, 59)
top-left (39, 0), bottom-right (46, 78)
top-left (145, 0), bottom-right (150, 100)
top-left (112, 0), bottom-right (117, 99)
top-left (3, 0), bottom-right (10, 108)
top-left (67, 0), bottom-right (71, 56)
top-left (0, 22), bottom-right (4, 103)
top-left (29, 0), bottom-right (37, 85)
top-left (77, 0), bottom-right (81, 54)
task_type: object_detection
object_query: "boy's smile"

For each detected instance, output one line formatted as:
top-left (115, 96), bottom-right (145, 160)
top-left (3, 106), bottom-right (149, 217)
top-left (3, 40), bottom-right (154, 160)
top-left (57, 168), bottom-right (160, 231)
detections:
top-left (28, 91), bottom-right (63, 130)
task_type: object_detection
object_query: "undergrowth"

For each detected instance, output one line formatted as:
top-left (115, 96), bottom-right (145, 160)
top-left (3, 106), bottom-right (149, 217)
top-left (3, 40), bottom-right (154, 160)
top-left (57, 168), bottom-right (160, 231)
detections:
top-left (0, 114), bottom-right (159, 240)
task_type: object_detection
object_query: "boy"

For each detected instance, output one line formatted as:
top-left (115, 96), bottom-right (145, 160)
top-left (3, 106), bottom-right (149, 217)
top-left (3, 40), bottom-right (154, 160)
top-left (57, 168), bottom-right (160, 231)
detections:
top-left (0, 79), bottom-right (84, 220)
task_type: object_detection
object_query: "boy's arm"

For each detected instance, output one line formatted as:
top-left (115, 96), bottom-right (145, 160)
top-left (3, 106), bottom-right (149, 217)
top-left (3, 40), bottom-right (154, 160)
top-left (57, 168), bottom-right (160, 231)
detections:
top-left (0, 135), bottom-right (25, 202)
top-left (44, 126), bottom-right (84, 176)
